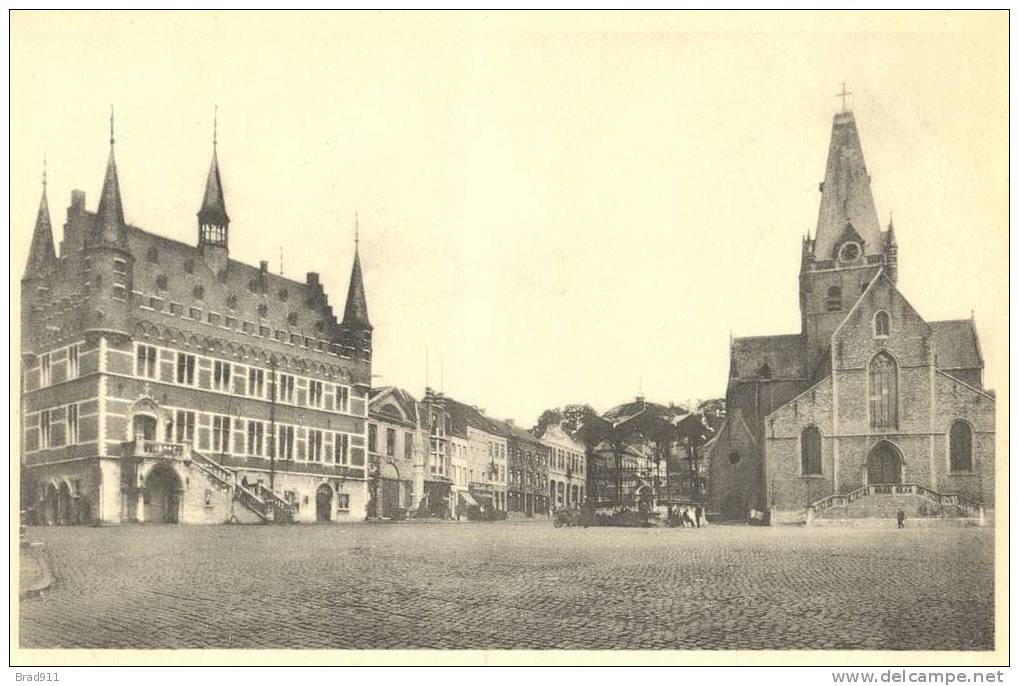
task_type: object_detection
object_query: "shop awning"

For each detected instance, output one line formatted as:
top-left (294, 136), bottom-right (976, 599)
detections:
top-left (459, 491), bottom-right (480, 507)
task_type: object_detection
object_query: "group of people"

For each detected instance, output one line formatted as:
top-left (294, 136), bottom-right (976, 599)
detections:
top-left (667, 504), bottom-right (705, 528)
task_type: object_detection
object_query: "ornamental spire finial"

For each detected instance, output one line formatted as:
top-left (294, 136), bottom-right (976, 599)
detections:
top-left (836, 82), bottom-right (852, 113)
top-left (109, 105), bottom-right (115, 146)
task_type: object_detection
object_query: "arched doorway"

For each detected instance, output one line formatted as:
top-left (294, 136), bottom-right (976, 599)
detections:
top-left (316, 483), bottom-right (334, 522)
top-left (867, 442), bottom-right (903, 485)
top-left (144, 464), bottom-right (182, 523)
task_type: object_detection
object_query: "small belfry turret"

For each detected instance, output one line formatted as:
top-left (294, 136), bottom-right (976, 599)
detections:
top-left (198, 108), bottom-right (230, 273)
top-left (339, 214), bottom-right (372, 360)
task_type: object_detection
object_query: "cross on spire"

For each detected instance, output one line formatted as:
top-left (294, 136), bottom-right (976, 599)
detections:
top-left (109, 105), bottom-right (115, 146)
top-left (836, 82), bottom-right (852, 112)
top-left (42, 151), bottom-right (47, 189)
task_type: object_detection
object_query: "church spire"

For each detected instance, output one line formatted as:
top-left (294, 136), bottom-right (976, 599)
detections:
top-left (198, 106), bottom-right (229, 245)
top-left (813, 101), bottom-right (882, 259)
top-left (342, 214), bottom-right (371, 330)
top-left (23, 156), bottom-right (56, 280)
top-left (94, 106), bottom-right (127, 245)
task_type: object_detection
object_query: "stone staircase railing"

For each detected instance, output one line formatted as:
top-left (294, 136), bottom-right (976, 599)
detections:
top-left (189, 448), bottom-right (294, 523)
top-left (809, 483), bottom-right (983, 518)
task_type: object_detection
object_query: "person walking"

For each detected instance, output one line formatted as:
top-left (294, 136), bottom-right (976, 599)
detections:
top-left (694, 504), bottom-right (703, 528)
top-left (896, 509), bottom-right (906, 529)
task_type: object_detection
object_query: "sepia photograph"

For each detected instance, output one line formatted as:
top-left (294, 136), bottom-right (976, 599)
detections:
top-left (9, 10), bottom-right (1008, 667)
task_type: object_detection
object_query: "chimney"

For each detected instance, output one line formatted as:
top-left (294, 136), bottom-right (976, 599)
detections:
top-left (307, 272), bottom-right (319, 286)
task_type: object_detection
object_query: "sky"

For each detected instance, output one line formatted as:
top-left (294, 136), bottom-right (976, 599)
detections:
top-left (10, 12), bottom-right (1008, 427)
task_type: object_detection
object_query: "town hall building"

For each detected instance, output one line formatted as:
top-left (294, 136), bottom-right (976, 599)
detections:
top-left (21, 116), bottom-right (373, 524)
top-left (708, 105), bottom-right (995, 524)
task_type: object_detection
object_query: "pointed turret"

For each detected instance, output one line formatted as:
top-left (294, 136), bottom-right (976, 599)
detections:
top-left (23, 164), bottom-right (56, 280)
top-left (93, 111), bottom-right (127, 246)
top-left (198, 108), bottom-right (229, 245)
top-left (814, 110), bottom-right (882, 258)
top-left (342, 242), bottom-right (371, 330)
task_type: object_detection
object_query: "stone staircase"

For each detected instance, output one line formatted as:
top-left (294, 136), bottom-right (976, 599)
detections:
top-left (808, 483), bottom-right (984, 526)
top-left (189, 448), bottom-right (295, 524)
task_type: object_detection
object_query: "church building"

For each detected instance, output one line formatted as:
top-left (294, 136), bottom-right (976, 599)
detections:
top-left (708, 105), bottom-right (995, 524)
top-left (21, 115), bottom-right (373, 524)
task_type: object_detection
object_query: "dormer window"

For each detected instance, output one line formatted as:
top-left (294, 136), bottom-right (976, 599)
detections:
top-left (279, 288), bottom-right (289, 302)
top-left (156, 274), bottom-right (168, 291)
top-left (146, 247), bottom-right (159, 263)
top-left (874, 310), bottom-right (890, 337)
top-left (193, 285), bottom-right (205, 301)
top-left (257, 303), bottom-right (268, 319)
top-left (838, 241), bottom-right (861, 263)
top-left (184, 260), bottom-right (195, 274)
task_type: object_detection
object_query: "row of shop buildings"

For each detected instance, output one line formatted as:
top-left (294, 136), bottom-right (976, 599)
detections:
top-left (367, 387), bottom-right (588, 519)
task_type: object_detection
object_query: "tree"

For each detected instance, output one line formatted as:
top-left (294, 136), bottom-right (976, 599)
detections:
top-left (531, 408), bottom-right (563, 437)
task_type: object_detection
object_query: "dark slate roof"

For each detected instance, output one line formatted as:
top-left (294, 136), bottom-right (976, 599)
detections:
top-left (342, 249), bottom-right (371, 329)
top-left (730, 333), bottom-right (807, 380)
top-left (445, 397), bottom-right (489, 438)
top-left (24, 187), bottom-right (55, 277)
top-left (602, 398), bottom-right (677, 424)
top-left (95, 147), bottom-right (127, 245)
top-left (930, 320), bottom-right (983, 370)
top-left (198, 148), bottom-right (229, 226)
top-left (124, 222), bottom-right (343, 342)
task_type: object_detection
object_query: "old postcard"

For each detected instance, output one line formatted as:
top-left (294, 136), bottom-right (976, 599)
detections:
top-left (9, 10), bottom-right (1008, 667)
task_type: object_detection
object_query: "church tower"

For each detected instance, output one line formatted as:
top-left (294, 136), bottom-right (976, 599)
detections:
top-left (799, 103), bottom-right (897, 374)
top-left (83, 110), bottom-right (133, 339)
top-left (197, 110), bottom-right (230, 274)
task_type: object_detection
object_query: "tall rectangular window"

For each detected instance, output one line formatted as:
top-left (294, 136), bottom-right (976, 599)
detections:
top-left (334, 433), bottom-right (349, 464)
top-left (212, 415), bottom-right (231, 453)
top-left (247, 420), bottom-right (264, 457)
top-left (335, 385), bottom-right (350, 413)
top-left (136, 344), bottom-right (158, 379)
top-left (368, 424), bottom-right (378, 453)
top-left (309, 380), bottom-right (324, 408)
top-left (213, 360), bottom-right (232, 392)
top-left (278, 425), bottom-right (295, 460)
top-left (386, 428), bottom-right (396, 457)
top-left (278, 374), bottom-right (295, 403)
top-left (39, 353), bottom-right (51, 387)
top-left (68, 344), bottom-right (80, 378)
top-left (39, 410), bottom-right (51, 449)
top-left (308, 429), bottom-right (323, 462)
top-left (173, 410), bottom-right (196, 443)
top-left (176, 353), bottom-right (196, 385)
top-left (67, 403), bottom-right (79, 445)
top-left (248, 368), bottom-right (265, 398)
top-left (405, 432), bottom-right (413, 460)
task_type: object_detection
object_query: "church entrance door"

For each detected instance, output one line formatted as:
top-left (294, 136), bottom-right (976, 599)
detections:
top-left (867, 442), bottom-right (903, 485)
top-left (315, 484), bottom-right (333, 522)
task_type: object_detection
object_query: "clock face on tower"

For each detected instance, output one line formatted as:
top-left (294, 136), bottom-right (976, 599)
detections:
top-left (838, 241), bottom-right (861, 262)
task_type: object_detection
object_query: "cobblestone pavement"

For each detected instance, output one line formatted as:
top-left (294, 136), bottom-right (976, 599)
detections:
top-left (19, 521), bottom-right (993, 650)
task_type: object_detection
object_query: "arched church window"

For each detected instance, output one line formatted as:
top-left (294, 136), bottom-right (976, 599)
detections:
top-left (949, 420), bottom-right (973, 473)
top-left (156, 275), bottom-right (168, 291)
top-left (825, 286), bottom-right (842, 312)
top-left (287, 312), bottom-right (298, 326)
top-left (193, 285), bottom-right (205, 301)
top-left (874, 310), bottom-right (890, 337)
top-left (279, 289), bottom-right (289, 302)
top-left (869, 352), bottom-right (898, 429)
top-left (226, 295), bottom-right (238, 310)
top-left (257, 303), bottom-right (268, 319)
top-left (800, 426), bottom-right (822, 475)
